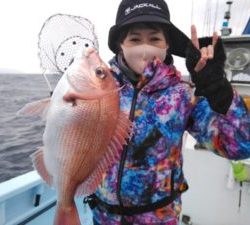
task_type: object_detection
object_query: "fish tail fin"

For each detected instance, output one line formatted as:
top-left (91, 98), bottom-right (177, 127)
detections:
top-left (31, 148), bottom-right (53, 186)
top-left (54, 202), bottom-right (81, 225)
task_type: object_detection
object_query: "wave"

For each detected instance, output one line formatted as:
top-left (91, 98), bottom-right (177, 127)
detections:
top-left (0, 73), bottom-right (61, 182)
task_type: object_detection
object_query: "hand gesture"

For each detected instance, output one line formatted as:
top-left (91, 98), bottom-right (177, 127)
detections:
top-left (191, 25), bottom-right (219, 72)
top-left (185, 24), bottom-right (233, 115)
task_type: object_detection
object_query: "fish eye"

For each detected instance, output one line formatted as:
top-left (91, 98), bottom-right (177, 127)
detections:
top-left (95, 66), bottom-right (106, 79)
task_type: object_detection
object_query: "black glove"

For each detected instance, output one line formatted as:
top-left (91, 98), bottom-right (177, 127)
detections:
top-left (185, 37), bottom-right (233, 114)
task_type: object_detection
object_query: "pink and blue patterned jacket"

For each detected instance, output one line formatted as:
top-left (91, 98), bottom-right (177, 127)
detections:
top-left (93, 57), bottom-right (250, 223)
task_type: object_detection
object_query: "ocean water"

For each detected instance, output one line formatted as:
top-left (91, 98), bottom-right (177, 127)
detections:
top-left (0, 73), bottom-right (61, 182)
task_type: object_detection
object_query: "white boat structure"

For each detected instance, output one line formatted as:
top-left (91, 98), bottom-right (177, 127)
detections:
top-left (0, 171), bottom-right (93, 225)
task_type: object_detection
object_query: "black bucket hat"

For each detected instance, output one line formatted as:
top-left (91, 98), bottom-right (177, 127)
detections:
top-left (108, 0), bottom-right (190, 58)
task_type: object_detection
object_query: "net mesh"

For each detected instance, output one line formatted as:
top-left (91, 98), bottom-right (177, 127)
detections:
top-left (38, 13), bottom-right (99, 74)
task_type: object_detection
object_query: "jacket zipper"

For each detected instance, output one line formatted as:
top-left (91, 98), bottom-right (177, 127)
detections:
top-left (117, 87), bottom-right (139, 207)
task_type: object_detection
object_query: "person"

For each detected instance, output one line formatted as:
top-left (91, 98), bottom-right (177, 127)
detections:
top-left (84, 0), bottom-right (250, 224)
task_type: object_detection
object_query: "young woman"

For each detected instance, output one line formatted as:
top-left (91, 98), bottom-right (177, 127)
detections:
top-left (85, 0), bottom-right (250, 224)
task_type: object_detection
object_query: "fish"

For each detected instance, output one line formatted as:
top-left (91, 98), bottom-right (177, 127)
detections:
top-left (18, 48), bottom-right (132, 225)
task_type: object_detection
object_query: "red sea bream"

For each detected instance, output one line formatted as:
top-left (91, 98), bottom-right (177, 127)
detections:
top-left (18, 48), bottom-right (132, 225)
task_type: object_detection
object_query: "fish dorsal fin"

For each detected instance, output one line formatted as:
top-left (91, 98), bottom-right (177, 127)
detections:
top-left (76, 110), bottom-right (133, 196)
top-left (17, 98), bottom-right (51, 120)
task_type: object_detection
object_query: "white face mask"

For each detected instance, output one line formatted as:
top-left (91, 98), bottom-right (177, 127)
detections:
top-left (121, 44), bottom-right (167, 74)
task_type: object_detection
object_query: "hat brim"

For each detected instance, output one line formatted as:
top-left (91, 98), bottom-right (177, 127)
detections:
top-left (108, 15), bottom-right (190, 58)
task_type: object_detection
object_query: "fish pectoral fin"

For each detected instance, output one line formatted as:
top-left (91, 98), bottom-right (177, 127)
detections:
top-left (75, 110), bottom-right (133, 196)
top-left (31, 148), bottom-right (53, 186)
top-left (17, 98), bottom-right (51, 120)
top-left (111, 110), bottom-right (133, 148)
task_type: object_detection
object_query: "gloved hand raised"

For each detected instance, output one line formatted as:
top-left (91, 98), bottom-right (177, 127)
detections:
top-left (185, 25), bottom-right (233, 115)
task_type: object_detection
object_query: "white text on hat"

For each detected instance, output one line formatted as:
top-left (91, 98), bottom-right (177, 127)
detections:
top-left (125, 3), bottom-right (162, 16)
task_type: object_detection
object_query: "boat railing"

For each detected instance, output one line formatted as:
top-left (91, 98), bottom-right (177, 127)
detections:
top-left (0, 171), bottom-right (93, 225)
top-left (0, 171), bottom-right (57, 225)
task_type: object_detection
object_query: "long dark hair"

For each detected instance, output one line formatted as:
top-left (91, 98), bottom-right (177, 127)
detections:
top-left (115, 22), bottom-right (173, 65)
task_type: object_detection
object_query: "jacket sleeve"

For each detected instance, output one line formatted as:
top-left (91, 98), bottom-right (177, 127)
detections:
top-left (187, 89), bottom-right (250, 160)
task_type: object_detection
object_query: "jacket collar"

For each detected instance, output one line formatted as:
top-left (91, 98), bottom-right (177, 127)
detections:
top-left (109, 56), bottom-right (181, 93)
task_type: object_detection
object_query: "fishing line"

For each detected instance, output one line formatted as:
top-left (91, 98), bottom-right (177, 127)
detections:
top-left (207, 0), bottom-right (212, 35)
top-left (203, 0), bottom-right (210, 36)
top-left (213, 0), bottom-right (219, 32)
top-left (42, 70), bottom-right (53, 96)
top-left (191, 0), bottom-right (194, 26)
top-left (239, 0), bottom-right (250, 34)
top-left (233, 0), bottom-right (245, 34)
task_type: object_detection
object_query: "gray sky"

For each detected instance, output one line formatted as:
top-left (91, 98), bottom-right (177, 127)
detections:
top-left (0, 0), bottom-right (249, 74)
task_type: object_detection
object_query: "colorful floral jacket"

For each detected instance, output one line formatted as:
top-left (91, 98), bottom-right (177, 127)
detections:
top-left (93, 57), bottom-right (250, 223)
